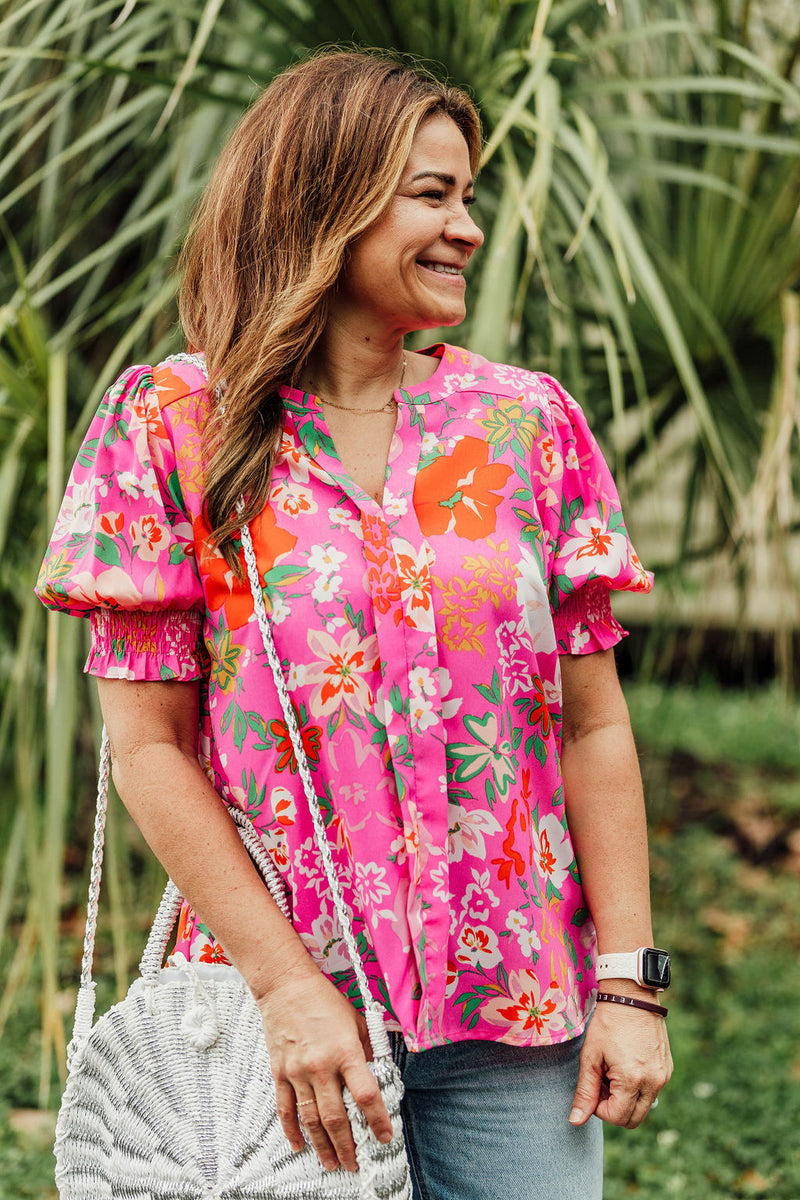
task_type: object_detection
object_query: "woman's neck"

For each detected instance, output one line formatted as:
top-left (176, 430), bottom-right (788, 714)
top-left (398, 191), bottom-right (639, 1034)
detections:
top-left (299, 324), bottom-right (407, 411)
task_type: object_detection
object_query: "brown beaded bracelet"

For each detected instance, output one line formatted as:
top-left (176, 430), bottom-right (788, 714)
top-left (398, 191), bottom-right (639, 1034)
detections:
top-left (596, 991), bottom-right (668, 1017)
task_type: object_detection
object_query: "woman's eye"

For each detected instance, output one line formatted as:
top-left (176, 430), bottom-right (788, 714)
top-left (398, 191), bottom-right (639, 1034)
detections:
top-left (421, 190), bottom-right (445, 201)
top-left (464, 196), bottom-right (477, 208)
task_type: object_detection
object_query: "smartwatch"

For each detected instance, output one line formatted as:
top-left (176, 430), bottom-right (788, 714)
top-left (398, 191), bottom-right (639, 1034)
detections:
top-left (595, 947), bottom-right (671, 992)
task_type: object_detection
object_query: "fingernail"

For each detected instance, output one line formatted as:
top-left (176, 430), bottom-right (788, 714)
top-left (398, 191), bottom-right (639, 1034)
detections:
top-left (379, 1132), bottom-right (393, 1144)
top-left (569, 1107), bottom-right (584, 1125)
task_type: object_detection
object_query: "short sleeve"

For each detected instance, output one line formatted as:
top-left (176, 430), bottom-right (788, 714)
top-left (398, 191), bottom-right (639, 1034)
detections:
top-left (35, 364), bottom-right (205, 680)
top-left (533, 374), bottom-right (653, 655)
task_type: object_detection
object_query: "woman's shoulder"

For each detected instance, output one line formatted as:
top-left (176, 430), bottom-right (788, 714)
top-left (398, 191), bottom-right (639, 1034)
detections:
top-left (150, 351), bottom-right (212, 414)
top-left (435, 344), bottom-right (574, 418)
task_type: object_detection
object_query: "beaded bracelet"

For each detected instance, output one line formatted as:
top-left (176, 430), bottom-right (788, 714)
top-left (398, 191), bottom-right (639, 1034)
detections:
top-left (596, 991), bottom-right (668, 1017)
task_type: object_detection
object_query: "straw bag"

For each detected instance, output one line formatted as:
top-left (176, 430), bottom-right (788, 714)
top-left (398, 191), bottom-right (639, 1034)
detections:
top-left (54, 518), bottom-right (412, 1199)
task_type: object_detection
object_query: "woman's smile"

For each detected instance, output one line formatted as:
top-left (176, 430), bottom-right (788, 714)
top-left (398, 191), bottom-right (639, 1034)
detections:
top-left (332, 114), bottom-right (483, 335)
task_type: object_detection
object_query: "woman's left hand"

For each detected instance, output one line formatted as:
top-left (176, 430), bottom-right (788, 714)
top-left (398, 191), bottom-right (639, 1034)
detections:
top-left (568, 997), bottom-right (673, 1128)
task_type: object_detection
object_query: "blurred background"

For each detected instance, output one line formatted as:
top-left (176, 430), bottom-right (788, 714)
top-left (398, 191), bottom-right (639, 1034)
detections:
top-left (1, 0), bottom-right (798, 1195)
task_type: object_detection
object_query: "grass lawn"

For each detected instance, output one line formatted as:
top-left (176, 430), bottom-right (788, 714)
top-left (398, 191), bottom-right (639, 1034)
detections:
top-left (2, 684), bottom-right (799, 1198)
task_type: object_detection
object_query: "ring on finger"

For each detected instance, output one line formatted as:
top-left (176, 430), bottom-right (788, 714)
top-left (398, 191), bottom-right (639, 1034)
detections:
top-left (297, 1098), bottom-right (317, 1110)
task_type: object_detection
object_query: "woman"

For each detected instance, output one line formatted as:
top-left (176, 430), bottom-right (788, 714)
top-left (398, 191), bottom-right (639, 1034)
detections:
top-left (37, 49), bottom-right (672, 1200)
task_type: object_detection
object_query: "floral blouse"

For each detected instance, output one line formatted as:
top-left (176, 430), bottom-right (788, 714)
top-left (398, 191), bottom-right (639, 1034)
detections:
top-left (37, 343), bottom-right (652, 1052)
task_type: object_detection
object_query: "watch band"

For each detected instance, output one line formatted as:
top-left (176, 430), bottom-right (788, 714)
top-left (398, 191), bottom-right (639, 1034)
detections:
top-left (596, 992), bottom-right (668, 1017)
top-left (595, 947), bottom-right (671, 991)
top-left (595, 951), bottom-right (642, 980)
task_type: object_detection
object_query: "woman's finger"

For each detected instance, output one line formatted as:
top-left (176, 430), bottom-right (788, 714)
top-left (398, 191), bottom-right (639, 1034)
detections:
top-left (275, 1078), bottom-right (306, 1153)
top-left (343, 1060), bottom-right (394, 1145)
top-left (308, 1082), bottom-right (358, 1171)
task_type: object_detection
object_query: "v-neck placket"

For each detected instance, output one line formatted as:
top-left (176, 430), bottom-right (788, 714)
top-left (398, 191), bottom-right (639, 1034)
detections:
top-left (279, 353), bottom-right (453, 1042)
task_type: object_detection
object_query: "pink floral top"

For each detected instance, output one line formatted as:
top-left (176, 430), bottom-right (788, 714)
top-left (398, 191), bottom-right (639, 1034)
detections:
top-left (37, 343), bottom-right (652, 1052)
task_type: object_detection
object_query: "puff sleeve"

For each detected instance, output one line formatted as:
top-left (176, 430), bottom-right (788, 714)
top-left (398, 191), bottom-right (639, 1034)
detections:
top-left (35, 364), bottom-right (205, 681)
top-left (532, 373), bottom-right (653, 655)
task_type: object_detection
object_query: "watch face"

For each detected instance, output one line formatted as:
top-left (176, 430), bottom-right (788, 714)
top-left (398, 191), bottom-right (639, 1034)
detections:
top-left (642, 948), bottom-right (671, 989)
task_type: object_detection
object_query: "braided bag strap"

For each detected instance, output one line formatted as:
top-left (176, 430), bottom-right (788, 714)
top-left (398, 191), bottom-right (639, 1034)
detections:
top-left (239, 517), bottom-right (392, 1061)
top-left (68, 728), bottom-right (291, 1062)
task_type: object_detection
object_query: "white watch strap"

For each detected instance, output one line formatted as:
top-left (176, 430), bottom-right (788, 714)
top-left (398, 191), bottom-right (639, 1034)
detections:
top-left (595, 951), bottom-right (641, 981)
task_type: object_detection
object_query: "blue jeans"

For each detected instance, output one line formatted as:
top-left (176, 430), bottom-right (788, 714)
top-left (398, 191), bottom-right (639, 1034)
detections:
top-left (390, 1034), bottom-right (603, 1200)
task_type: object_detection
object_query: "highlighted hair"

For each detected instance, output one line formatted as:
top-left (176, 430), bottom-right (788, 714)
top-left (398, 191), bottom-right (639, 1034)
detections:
top-left (179, 48), bottom-right (481, 568)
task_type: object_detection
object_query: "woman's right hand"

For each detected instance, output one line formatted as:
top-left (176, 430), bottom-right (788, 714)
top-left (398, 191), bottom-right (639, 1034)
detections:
top-left (255, 961), bottom-right (395, 1172)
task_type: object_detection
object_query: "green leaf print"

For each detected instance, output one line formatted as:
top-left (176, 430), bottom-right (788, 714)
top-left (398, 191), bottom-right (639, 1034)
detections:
top-left (76, 437), bottom-right (99, 468)
top-left (246, 711), bottom-right (273, 752)
top-left (168, 543), bottom-right (185, 566)
top-left (165, 467), bottom-right (187, 514)
top-left (571, 906), bottom-right (591, 927)
top-left (93, 531), bottom-right (122, 568)
top-left (233, 703), bottom-right (248, 751)
top-left (344, 602), bottom-right (366, 637)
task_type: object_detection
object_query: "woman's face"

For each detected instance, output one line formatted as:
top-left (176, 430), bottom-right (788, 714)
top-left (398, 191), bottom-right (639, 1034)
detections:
top-left (332, 115), bottom-right (484, 337)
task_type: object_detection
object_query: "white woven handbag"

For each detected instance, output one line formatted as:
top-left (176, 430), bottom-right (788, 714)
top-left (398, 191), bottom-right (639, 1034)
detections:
top-left (54, 518), bottom-right (412, 1200)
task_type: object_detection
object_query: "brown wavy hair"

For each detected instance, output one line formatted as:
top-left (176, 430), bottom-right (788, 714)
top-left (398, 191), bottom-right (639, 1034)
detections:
top-left (178, 48), bottom-right (481, 569)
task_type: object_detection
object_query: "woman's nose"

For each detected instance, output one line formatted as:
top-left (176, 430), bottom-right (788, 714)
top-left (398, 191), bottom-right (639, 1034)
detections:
top-left (446, 204), bottom-right (484, 250)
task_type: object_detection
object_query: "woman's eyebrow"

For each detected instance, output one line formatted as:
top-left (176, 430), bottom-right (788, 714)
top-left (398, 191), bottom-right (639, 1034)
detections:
top-left (409, 170), bottom-right (474, 188)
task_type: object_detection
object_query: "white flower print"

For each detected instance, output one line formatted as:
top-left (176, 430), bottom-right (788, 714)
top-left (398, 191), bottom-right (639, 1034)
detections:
top-left (302, 909), bottom-right (352, 973)
top-left (559, 515), bottom-right (629, 581)
top-left (461, 868), bottom-right (500, 922)
top-left (570, 622), bottom-right (591, 651)
top-left (409, 666), bottom-right (436, 698)
top-left (269, 591), bottom-right (290, 625)
top-left (307, 543), bottom-right (347, 576)
top-left (535, 813), bottom-right (574, 891)
top-left (383, 494), bottom-right (408, 518)
top-left (514, 548), bottom-right (557, 658)
top-left (312, 572), bottom-right (343, 604)
top-left (517, 927), bottom-right (541, 958)
top-left (328, 505), bottom-right (363, 539)
top-left (293, 837), bottom-right (327, 896)
top-left (454, 922), bottom-right (502, 970)
top-left (287, 662), bottom-right (307, 689)
top-left (448, 804), bottom-right (502, 863)
top-left (409, 693), bottom-right (438, 732)
top-left (439, 667), bottom-right (462, 719)
top-left (496, 618), bottom-right (535, 696)
top-left (565, 446), bottom-right (581, 470)
top-left (431, 859), bottom-right (453, 904)
top-left (506, 909), bottom-right (527, 933)
top-left (116, 470), bottom-right (144, 499)
top-left (354, 862), bottom-right (392, 906)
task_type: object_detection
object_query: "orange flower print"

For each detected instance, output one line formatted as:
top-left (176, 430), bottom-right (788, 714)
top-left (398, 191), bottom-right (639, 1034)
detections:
top-left (526, 675), bottom-right (552, 737)
top-left (194, 505), bottom-right (297, 631)
top-left (199, 942), bottom-right (231, 965)
top-left (414, 437), bottom-right (513, 540)
top-left (130, 515), bottom-right (167, 562)
top-left (393, 539), bottom-right (435, 632)
top-left (269, 703), bottom-right (322, 774)
top-left (483, 971), bottom-right (567, 1040)
top-left (100, 512), bottom-right (124, 537)
top-left (305, 627), bottom-right (379, 718)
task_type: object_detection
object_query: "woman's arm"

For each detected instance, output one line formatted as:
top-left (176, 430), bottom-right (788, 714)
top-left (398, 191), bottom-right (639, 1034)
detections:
top-left (559, 649), bottom-right (672, 1128)
top-left (97, 676), bottom-right (392, 1170)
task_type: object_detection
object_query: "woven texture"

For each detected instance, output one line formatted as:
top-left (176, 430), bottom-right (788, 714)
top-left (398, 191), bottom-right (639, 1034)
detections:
top-left (55, 964), bottom-right (408, 1198)
top-left (55, 517), bottom-right (412, 1199)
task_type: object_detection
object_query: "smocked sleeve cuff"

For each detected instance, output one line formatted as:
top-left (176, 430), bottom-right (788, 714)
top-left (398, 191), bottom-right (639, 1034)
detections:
top-left (553, 579), bottom-right (628, 655)
top-left (86, 608), bottom-right (204, 681)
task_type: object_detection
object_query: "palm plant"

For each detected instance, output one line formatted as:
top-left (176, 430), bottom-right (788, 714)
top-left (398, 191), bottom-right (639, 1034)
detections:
top-left (1, 0), bottom-right (798, 1101)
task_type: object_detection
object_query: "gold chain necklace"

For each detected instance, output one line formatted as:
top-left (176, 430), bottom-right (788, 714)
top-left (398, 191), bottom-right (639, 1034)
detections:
top-left (313, 355), bottom-right (407, 415)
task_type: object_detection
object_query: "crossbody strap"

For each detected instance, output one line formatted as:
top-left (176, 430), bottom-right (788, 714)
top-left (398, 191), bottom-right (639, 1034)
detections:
top-left (239, 517), bottom-right (392, 1061)
top-left (68, 730), bottom-right (292, 1064)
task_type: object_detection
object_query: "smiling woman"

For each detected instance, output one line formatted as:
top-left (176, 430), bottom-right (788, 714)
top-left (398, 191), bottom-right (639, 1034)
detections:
top-left (36, 47), bottom-right (671, 1200)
